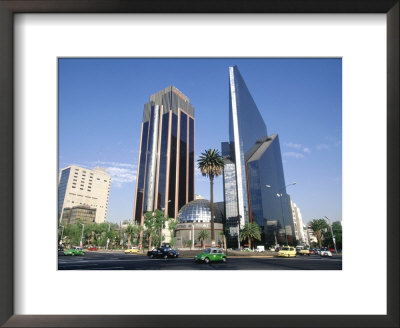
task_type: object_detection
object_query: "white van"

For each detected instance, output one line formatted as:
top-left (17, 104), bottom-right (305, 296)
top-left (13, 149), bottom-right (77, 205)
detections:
top-left (255, 245), bottom-right (265, 252)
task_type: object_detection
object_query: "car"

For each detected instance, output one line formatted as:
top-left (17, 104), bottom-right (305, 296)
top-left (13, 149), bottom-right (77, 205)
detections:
top-left (296, 246), bottom-right (310, 256)
top-left (124, 247), bottom-right (139, 254)
top-left (87, 246), bottom-right (98, 251)
top-left (309, 249), bottom-right (315, 255)
top-left (64, 246), bottom-right (84, 256)
top-left (195, 248), bottom-right (227, 263)
top-left (278, 246), bottom-right (297, 258)
top-left (320, 248), bottom-right (333, 257)
top-left (58, 245), bottom-right (64, 252)
top-left (147, 246), bottom-right (179, 259)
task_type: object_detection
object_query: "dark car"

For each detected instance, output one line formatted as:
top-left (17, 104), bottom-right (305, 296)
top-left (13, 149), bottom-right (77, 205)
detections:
top-left (58, 245), bottom-right (64, 252)
top-left (147, 247), bottom-right (179, 259)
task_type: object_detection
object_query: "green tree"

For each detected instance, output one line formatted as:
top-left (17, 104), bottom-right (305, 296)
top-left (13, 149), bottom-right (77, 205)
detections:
top-left (310, 219), bottom-right (329, 249)
top-left (197, 149), bottom-right (224, 246)
top-left (239, 222), bottom-right (262, 250)
top-left (168, 218), bottom-right (178, 247)
top-left (322, 221), bottom-right (342, 250)
top-left (144, 209), bottom-right (167, 250)
top-left (197, 229), bottom-right (209, 249)
top-left (64, 222), bottom-right (84, 247)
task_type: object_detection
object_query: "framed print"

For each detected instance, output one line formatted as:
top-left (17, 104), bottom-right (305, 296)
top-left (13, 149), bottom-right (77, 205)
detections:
top-left (0, 1), bottom-right (398, 327)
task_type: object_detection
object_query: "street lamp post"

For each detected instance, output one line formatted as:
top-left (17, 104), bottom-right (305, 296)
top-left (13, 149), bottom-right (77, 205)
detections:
top-left (191, 223), bottom-right (195, 250)
top-left (266, 182), bottom-right (296, 245)
top-left (324, 216), bottom-right (338, 254)
top-left (237, 215), bottom-right (242, 250)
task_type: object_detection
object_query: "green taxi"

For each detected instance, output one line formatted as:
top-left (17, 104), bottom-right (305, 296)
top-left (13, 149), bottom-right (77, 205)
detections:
top-left (278, 246), bottom-right (297, 258)
top-left (195, 248), bottom-right (227, 263)
top-left (64, 246), bottom-right (85, 256)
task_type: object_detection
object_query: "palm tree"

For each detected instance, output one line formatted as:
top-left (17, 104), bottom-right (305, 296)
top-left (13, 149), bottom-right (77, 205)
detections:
top-left (240, 222), bottom-right (262, 250)
top-left (125, 224), bottom-right (135, 248)
top-left (197, 149), bottom-right (224, 246)
top-left (310, 219), bottom-right (329, 248)
top-left (132, 224), bottom-right (143, 247)
top-left (197, 229), bottom-right (209, 249)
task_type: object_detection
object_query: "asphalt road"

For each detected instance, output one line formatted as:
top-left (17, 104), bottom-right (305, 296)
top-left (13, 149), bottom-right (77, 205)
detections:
top-left (58, 252), bottom-right (342, 270)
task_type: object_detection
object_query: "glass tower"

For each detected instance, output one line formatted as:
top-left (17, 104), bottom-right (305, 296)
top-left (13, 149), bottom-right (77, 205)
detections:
top-left (223, 66), bottom-right (295, 247)
top-left (133, 86), bottom-right (195, 224)
top-left (228, 66), bottom-right (268, 226)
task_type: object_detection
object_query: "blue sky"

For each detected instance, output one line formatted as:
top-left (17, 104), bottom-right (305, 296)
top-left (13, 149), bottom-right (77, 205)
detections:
top-left (59, 58), bottom-right (342, 224)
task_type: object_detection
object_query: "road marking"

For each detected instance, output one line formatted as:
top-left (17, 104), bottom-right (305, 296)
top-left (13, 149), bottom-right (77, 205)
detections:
top-left (58, 263), bottom-right (99, 267)
top-left (89, 267), bottom-right (125, 270)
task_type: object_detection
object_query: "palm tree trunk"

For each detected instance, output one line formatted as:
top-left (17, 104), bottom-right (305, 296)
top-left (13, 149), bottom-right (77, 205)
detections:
top-left (138, 230), bottom-right (143, 251)
top-left (248, 237), bottom-right (251, 249)
top-left (210, 176), bottom-right (215, 246)
top-left (317, 231), bottom-right (322, 248)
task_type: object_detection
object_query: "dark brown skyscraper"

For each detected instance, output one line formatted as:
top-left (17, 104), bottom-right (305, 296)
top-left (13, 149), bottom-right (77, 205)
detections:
top-left (133, 86), bottom-right (195, 224)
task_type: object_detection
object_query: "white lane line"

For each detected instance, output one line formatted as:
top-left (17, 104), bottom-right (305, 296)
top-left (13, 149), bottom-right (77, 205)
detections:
top-left (59, 263), bottom-right (99, 267)
top-left (89, 267), bottom-right (125, 270)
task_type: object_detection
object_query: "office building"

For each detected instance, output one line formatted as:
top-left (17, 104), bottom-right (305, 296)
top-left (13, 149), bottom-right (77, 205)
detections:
top-left (222, 66), bottom-right (295, 247)
top-left (61, 205), bottom-right (96, 225)
top-left (222, 142), bottom-right (240, 247)
top-left (133, 86), bottom-right (195, 225)
top-left (58, 165), bottom-right (111, 223)
top-left (290, 200), bottom-right (307, 245)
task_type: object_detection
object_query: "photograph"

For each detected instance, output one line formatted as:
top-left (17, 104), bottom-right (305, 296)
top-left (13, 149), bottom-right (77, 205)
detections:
top-left (58, 58), bottom-right (342, 270)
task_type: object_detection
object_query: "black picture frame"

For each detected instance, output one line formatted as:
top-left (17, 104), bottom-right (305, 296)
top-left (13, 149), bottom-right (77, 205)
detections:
top-left (0, 1), bottom-right (398, 327)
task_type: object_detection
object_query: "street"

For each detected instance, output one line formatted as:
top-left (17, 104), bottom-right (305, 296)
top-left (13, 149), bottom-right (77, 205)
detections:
top-left (58, 252), bottom-right (342, 270)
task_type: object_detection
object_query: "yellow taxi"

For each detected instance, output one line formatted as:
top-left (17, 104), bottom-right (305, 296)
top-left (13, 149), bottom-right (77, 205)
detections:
top-left (124, 247), bottom-right (140, 254)
top-left (278, 246), bottom-right (297, 258)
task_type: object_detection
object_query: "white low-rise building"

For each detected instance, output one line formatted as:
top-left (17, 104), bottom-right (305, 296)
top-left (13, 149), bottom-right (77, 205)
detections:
top-left (58, 165), bottom-right (111, 224)
top-left (291, 200), bottom-right (307, 245)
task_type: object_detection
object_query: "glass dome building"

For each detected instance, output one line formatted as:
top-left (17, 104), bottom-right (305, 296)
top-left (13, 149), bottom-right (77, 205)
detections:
top-left (178, 199), bottom-right (212, 223)
top-left (174, 199), bottom-right (224, 248)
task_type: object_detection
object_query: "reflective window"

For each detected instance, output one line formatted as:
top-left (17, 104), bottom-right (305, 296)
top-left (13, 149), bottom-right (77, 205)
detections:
top-left (247, 135), bottom-right (295, 245)
top-left (188, 117), bottom-right (195, 202)
top-left (178, 112), bottom-right (187, 210)
top-left (157, 112), bottom-right (170, 210)
top-left (58, 168), bottom-right (70, 220)
top-left (135, 121), bottom-right (149, 222)
top-left (168, 113), bottom-right (178, 217)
